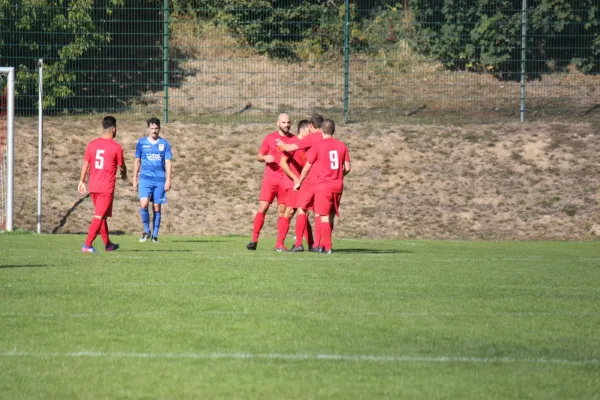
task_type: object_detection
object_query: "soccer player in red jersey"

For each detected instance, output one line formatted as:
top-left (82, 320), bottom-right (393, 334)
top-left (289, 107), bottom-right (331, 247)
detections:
top-left (279, 114), bottom-right (324, 251)
top-left (277, 119), bottom-right (314, 251)
top-left (78, 116), bottom-right (127, 252)
top-left (247, 113), bottom-right (294, 251)
top-left (294, 119), bottom-right (351, 254)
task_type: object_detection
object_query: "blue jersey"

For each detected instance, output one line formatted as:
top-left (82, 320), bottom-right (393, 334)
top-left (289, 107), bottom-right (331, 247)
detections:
top-left (135, 137), bottom-right (172, 184)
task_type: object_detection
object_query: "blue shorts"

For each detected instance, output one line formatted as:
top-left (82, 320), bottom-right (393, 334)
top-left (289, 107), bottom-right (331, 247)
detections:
top-left (138, 180), bottom-right (167, 204)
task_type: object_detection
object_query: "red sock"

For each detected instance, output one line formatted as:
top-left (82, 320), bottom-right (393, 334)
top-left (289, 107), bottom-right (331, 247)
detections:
top-left (305, 218), bottom-right (314, 248)
top-left (276, 216), bottom-right (290, 248)
top-left (320, 220), bottom-right (332, 251)
top-left (252, 212), bottom-right (265, 242)
top-left (313, 216), bottom-right (322, 248)
top-left (85, 218), bottom-right (103, 247)
top-left (99, 219), bottom-right (110, 246)
top-left (295, 214), bottom-right (306, 247)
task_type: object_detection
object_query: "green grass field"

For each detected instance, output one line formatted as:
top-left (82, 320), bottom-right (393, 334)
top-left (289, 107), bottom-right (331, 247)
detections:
top-left (0, 233), bottom-right (599, 399)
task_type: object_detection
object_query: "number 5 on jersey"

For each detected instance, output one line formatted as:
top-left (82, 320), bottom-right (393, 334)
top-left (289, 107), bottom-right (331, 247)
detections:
top-left (95, 149), bottom-right (105, 169)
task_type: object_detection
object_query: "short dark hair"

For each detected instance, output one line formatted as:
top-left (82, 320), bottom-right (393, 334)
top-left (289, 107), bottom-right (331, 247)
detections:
top-left (297, 119), bottom-right (310, 134)
top-left (310, 114), bottom-right (324, 129)
top-left (146, 117), bottom-right (161, 127)
top-left (321, 119), bottom-right (335, 135)
top-left (102, 116), bottom-right (117, 130)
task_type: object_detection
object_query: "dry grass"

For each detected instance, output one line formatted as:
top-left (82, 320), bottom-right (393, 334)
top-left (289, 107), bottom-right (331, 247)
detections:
top-left (6, 25), bottom-right (600, 240)
top-left (7, 115), bottom-right (600, 241)
top-left (133, 21), bottom-right (600, 123)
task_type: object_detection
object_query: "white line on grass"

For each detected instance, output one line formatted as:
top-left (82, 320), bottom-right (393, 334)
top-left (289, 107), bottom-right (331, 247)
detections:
top-left (1, 311), bottom-right (598, 319)
top-left (1, 350), bottom-right (598, 366)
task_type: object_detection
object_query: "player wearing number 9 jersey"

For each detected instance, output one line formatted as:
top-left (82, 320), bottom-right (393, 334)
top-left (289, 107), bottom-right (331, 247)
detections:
top-left (78, 116), bottom-right (127, 253)
top-left (294, 119), bottom-right (350, 253)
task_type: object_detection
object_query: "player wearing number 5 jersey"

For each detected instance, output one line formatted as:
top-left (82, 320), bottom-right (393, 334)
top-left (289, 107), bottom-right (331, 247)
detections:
top-left (294, 119), bottom-right (350, 254)
top-left (78, 116), bottom-right (127, 253)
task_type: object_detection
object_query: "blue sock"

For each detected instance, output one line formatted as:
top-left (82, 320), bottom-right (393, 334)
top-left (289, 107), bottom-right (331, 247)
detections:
top-left (153, 211), bottom-right (161, 238)
top-left (140, 208), bottom-right (150, 233)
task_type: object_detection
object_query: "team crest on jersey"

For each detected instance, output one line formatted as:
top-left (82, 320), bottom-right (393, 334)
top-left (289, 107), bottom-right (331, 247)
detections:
top-left (159, 144), bottom-right (164, 151)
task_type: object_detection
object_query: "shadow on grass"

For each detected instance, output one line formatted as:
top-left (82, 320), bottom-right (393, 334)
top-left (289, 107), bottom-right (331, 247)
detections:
top-left (170, 240), bottom-right (227, 243)
top-left (0, 264), bottom-right (53, 269)
top-left (334, 249), bottom-right (413, 254)
top-left (121, 249), bottom-right (193, 252)
top-left (59, 231), bottom-right (127, 236)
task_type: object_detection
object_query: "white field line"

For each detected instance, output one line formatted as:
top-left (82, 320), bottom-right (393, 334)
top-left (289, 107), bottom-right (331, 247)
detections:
top-left (1, 350), bottom-right (599, 366)
top-left (1, 311), bottom-right (598, 318)
top-left (1, 281), bottom-right (598, 291)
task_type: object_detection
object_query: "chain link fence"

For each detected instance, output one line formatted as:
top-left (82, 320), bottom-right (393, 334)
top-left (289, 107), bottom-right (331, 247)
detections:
top-left (0, 1), bottom-right (598, 124)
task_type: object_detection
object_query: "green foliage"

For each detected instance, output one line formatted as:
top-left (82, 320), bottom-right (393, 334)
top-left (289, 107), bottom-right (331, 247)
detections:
top-left (0, 0), bottom-right (125, 110)
top-left (409, 0), bottom-right (600, 80)
top-left (170, 0), bottom-right (403, 60)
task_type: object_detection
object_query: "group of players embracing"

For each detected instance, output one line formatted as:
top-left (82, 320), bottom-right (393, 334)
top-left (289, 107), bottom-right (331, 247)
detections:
top-left (247, 113), bottom-right (351, 254)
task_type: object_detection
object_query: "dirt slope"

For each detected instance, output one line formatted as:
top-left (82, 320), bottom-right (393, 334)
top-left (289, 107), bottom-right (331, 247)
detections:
top-left (8, 116), bottom-right (600, 241)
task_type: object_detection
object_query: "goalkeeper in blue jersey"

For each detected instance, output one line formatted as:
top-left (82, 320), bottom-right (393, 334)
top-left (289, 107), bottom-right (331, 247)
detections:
top-left (133, 117), bottom-right (173, 243)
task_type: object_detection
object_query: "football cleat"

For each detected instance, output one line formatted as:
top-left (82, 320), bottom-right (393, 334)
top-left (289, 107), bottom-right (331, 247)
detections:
top-left (151, 236), bottom-right (158, 243)
top-left (274, 246), bottom-right (288, 252)
top-left (290, 244), bottom-right (304, 252)
top-left (105, 243), bottom-right (119, 252)
top-left (246, 241), bottom-right (257, 250)
top-left (139, 232), bottom-right (151, 242)
top-left (309, 246), bottom-right (322, 253)
top-left (318, 247), bottom-right (334, 254)
top-left (81, 245), bottom-right (97, 253)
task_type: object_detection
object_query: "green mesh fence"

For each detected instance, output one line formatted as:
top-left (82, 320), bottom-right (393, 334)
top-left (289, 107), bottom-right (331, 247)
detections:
top-left (0, 0), bottom-right (598, 123)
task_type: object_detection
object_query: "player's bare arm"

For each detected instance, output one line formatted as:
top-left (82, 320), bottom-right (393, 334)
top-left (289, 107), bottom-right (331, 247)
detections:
top-left (78, 160), bottom-right (90, 195)
top-left (120, 163), bottom-right (128, 181)
top-left (164, 159), bottom-right (172, 192)
top-left (343, 160), bottom-right (351, 176)
top-left (293, 161), bottom-right (313, 191)
top-left (257, 151), bottom-right (274, 163)
top-left (279, 142), bottom-right (299, 153)
top-left (132, 157), bottom-right (141, 190)
top-left (279, 154), bottom-right (299, 183)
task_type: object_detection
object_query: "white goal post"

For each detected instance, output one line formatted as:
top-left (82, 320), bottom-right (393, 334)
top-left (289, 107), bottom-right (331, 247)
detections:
top-left (0, 67), bottom-right (15, 232)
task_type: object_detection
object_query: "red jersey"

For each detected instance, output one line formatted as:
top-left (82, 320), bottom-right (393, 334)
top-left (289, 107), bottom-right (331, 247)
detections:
top-left (295, 130), bottom-right (323, 150)
top-left (281, 136), bottom-right (307, 190)
top-left (306, 137), bottom-right (350, 193)
top-left (294, 132), bottom-right (323, 188)
top-left (84, 137), bottom-right (125, 193)
top-left (259, 131), bottom-right (293, 182)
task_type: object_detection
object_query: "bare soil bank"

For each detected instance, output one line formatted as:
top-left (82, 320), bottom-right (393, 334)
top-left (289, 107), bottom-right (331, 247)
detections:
top-left (9, 117), bottom-right (600, 241)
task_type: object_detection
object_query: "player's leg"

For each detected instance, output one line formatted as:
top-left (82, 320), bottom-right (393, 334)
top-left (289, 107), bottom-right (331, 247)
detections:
top-left (314, 191), bottom-right (335, 253)
top-left (275, 189), bottom-right (296, 251)
top-left (97, 193), bottom-right (119, 251)
top-left (304, 210), bottom-right (314, 249)
top-left (311, 211), bottom-right (323, 252)
top-left (276, 206), bottom-right (296, 251)
top-left (248, 180), bottom-right (277, 250)
top-left (138, 181), bottom-right (152, 242)
top-left (83, 193), bottom-right (108, 252)
top-left (292, 191), bottom-right (311, 251)
top-left (150, 184), bottom-right (167, 242)
top-left (292, 208), bottom-right (306, 251)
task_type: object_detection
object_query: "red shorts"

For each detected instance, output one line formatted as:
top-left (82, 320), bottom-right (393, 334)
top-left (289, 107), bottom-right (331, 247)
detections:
top-left (259, 178), bottom-right (286, 205)
top-left (284, 189), bottom-right (298, 209)
top-left (296, 189), bottom-right (315, 211)
top-left (314, 191), bottom-right (342, 217)
top-left (90, 192), bottom-right (114, 217)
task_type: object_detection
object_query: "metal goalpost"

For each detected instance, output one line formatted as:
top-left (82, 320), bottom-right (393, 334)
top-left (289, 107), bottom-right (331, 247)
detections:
top-left (0, 67), bottom-right (14, 232)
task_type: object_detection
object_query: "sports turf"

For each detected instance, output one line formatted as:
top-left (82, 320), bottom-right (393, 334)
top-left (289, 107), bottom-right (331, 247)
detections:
top-left (0, 234), bottom-right (598, 399)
